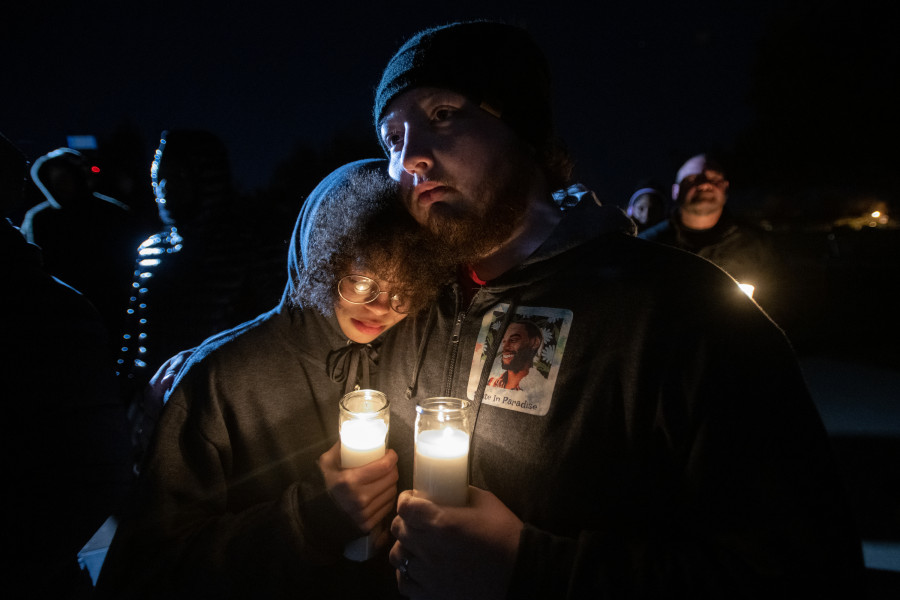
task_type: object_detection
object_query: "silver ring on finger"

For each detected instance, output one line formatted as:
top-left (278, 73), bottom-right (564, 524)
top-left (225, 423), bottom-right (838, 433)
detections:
top-left (397, 557), bottom-right (410, 581)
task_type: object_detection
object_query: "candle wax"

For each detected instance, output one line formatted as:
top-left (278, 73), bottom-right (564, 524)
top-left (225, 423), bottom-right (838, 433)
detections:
top-left (340, 419), bottom-right (388, 468)
top-left (414, 427), bottom-right (469, 506)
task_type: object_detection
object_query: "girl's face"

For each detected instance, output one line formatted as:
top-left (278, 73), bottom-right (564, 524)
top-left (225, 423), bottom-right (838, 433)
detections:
top-left (334, 270), bottom-right (408, 344)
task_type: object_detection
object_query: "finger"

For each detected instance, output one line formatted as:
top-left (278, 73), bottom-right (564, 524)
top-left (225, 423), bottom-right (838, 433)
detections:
top-left (388, 539), bottom-right (406, 568)
top-left (373, 523), bottom-right (393, 550)
top-left (390, 513), bottom-right (408, 543)
top-left (396, 492), bottom-right (440, 528)
top-left (361, 484), bottom-right (399, 531)
top-left (464, 485), bottom-right (490, 507)
top-left (332, 461), bottom-right (397, 508)
top-left (389, 515), bottom-right (429, 560)
top-left (329, 471), bottom-right (397, 529)
top-left (343, 449), bottom-right (398, 481)
top-left (390, 548), bottom-right (424, 599)
top-left (317, 441), bottom-right (342, 472)
top-left (396, 568), bottom-right (423, 598)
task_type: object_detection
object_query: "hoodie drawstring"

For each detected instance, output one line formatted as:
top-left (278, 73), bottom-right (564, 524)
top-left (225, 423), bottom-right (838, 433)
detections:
top-left (326, 341), bottom-right (380, 396)
top-left (405, 307), bottom-right (437, 401)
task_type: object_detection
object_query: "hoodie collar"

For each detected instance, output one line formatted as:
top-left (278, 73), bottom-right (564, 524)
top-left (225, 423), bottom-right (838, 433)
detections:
top-left (515, 184), bottom-right (636, 272)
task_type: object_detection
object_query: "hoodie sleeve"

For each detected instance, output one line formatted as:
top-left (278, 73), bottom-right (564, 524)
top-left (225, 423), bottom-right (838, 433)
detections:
top-left (96, 351), bottom-right (363, 599)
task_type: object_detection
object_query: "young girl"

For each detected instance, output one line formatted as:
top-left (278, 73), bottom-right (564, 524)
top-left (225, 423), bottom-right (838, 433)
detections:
top-left (98, 159), bottom-right (448, 599)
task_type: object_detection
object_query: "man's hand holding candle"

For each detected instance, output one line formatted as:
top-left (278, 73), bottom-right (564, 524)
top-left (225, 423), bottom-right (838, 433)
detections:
top-left (389, 486), bottom-right (523, 600)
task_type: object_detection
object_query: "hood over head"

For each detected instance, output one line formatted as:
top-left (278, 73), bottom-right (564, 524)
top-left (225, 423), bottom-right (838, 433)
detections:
top-left (281, 158), bottom-right (388, 309)
top-left (283, 157), bottom-right (448, 318)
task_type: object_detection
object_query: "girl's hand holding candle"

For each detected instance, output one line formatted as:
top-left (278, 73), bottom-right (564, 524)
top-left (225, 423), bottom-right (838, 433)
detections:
top-left (317, 442), bottom-right (399, 534)
top-left (334, 389), bottom-right (394, 560)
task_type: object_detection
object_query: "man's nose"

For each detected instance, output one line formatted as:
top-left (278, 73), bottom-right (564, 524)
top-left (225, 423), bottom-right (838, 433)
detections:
top-left (401, 124), bottom-right (434, 177)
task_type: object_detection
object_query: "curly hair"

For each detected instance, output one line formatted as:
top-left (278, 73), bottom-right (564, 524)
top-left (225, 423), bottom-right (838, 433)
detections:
top-left (292, 166), bottom-right (451, 316)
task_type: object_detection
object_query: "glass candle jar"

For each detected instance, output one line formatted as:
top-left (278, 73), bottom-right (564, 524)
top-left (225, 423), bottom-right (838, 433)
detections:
top-left (413, 397), bottom-right (474, 507)
top-left (339, 389), bottom-right (389, 468)
top-left (338, 389), bottom-right (389, 561)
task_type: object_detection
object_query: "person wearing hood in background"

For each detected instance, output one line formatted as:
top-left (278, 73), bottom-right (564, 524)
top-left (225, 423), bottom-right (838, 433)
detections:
top-left (626, 185), bottom-right (667, 233)
top-left (119, 130), bottom-right (287, 468)
top-left (373, 21), bottom-right (864, 599)
top-left (96, 159), bottom-right (448, 599)
top-left (2, 133), bottom-right (133, 598)
top-left (20, 147), bottom-right (141, 350)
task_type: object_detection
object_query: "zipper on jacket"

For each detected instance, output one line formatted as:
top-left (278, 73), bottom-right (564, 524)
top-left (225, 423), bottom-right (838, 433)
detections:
top-left (443, 287), bottom-right (481, 396)
top-left (444, 310), bottom-right (465, 396)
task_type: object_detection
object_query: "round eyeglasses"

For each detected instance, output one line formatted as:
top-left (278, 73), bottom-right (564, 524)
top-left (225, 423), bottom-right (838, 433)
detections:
top-left (338, 275), bottom-right (410, 314)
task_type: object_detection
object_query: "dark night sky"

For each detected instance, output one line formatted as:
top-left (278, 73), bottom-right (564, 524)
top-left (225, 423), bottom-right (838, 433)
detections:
top-left (2, 0), bottom-right (897, 209)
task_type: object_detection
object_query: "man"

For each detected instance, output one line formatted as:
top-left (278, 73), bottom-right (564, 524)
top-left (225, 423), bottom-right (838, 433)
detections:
top-left (640, 154), bottom-right (781, 312)
top-left (486, 320), bottom-right (544, 391)
top-left (372, 21), bottom-right (863, 599)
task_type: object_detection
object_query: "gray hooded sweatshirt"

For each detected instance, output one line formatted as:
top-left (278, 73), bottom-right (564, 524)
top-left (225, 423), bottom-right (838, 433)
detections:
top-left (96, 160), bottom-right (401, 599)
top-left (376, 189), bottom-right (863, 598)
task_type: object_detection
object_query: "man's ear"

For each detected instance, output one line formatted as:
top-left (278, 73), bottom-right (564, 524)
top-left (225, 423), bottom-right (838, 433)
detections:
top-left (671, 183), bottom-right (679, 201)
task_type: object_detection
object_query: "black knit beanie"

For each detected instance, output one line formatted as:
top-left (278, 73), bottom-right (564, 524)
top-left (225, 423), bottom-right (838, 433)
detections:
top-left (373, 21), bottom-right (553, 152)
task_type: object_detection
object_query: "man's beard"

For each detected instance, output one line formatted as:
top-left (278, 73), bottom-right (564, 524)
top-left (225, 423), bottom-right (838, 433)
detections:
top-left (502, 350), bottom-right (534, 373)
top-left (421, 168), bottom-right (533, 266)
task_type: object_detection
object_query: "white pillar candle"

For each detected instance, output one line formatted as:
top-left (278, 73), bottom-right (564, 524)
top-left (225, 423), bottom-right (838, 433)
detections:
top-left (338, 389), bottom-right (390, 562)
top-left (414, 427), bottom-right (470, 507)
top-left (340, 419), bottom-right (388, 468)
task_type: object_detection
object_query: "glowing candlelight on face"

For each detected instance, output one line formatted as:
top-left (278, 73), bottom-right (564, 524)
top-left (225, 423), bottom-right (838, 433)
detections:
top-left (413, 398), bottom-right (473, 507)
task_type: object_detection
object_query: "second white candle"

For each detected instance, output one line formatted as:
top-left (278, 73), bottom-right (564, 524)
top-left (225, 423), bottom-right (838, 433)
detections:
top-left (414, 427), bottom-right (470, 507)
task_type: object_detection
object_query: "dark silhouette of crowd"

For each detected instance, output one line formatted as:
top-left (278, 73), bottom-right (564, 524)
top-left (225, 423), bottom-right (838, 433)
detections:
top-left (2, 132), bottom-right (133, 597)
top-left (1, 128), bottom-right (296, 595)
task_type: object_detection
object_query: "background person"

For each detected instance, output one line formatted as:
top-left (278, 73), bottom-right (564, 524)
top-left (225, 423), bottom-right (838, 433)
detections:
top-left (639, 153), bottom-right (782, 315)
top-left (625, 185), bottom-right (667, 232)
top-left (2, 132), bottom-right (133, 598)
top-left (21, 146), bottom-right (141, 348)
